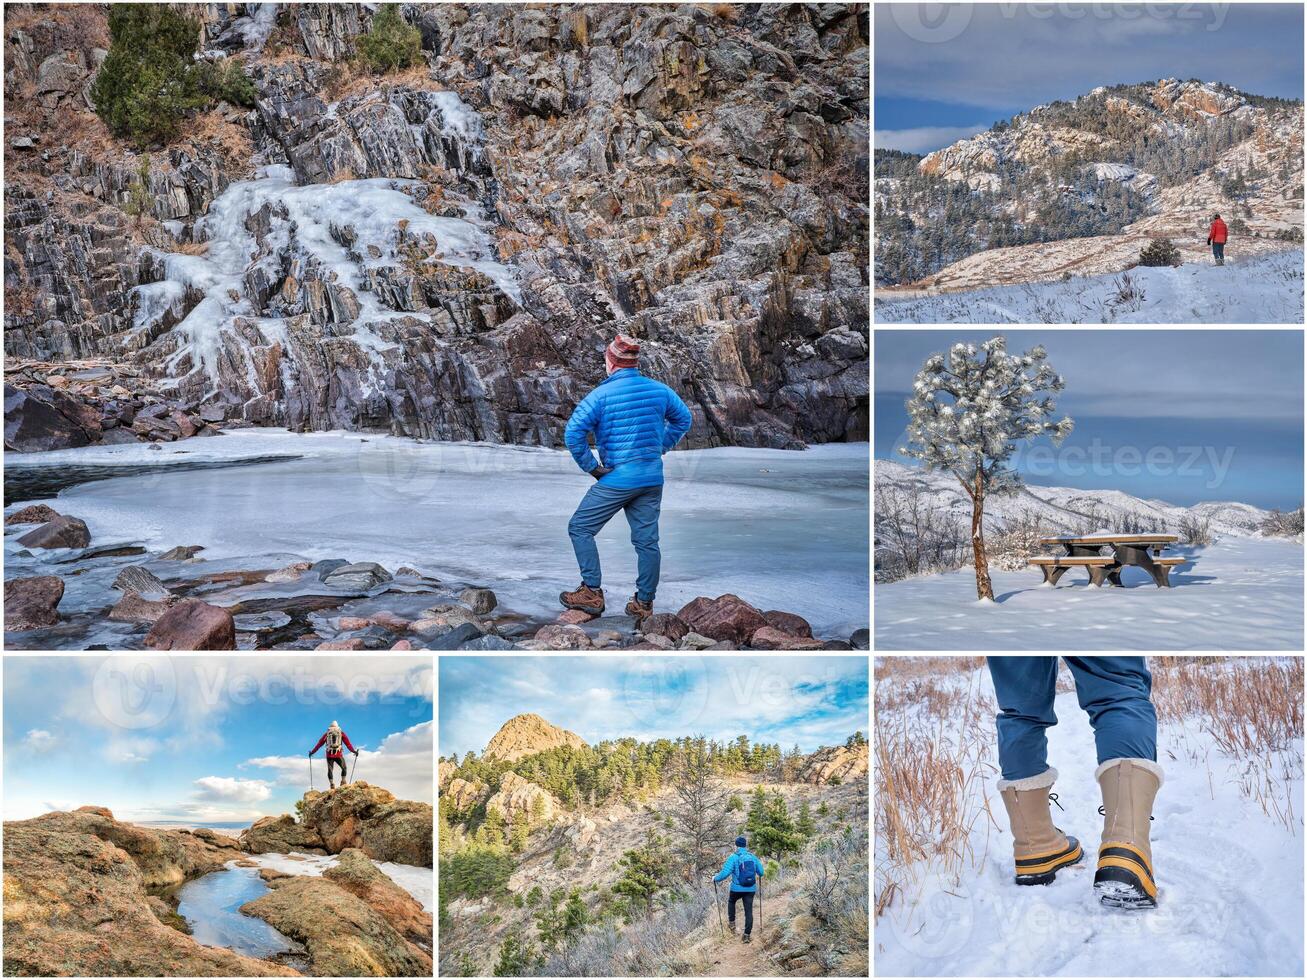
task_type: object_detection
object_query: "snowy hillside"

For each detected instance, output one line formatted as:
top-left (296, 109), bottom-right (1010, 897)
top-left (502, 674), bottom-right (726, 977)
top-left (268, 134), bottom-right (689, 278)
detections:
top-left (875, 248), bottom-right (1304, 323)
top-left (874, 459), bottom-right (1272, 539)
top-left (875, 659), bottom-right (1305, 976)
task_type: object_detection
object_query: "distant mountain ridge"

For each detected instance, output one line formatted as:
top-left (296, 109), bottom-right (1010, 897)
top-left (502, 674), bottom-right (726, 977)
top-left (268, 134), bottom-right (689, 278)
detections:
top-left (875, 459), bottom-right (1274, 539)
top-left (875, 78), bottom-right (1304, 290)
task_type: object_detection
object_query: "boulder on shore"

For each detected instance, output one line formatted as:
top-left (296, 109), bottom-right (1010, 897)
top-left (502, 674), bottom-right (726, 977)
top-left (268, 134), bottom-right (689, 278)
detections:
top-left (16, 514), bottom-right (91, 549)
top-left (324, 848), bottom-right (432, 946)
top-left (749, 625), bottom-right (826, 650)
top-left (144, 598), bottom-right (236, 650)
top-left (5, 503), bottom-right (60, 525)
top-left (5, 575), bottom-right (64, 629)
top-left (676, 593), bottom-right (769, 644)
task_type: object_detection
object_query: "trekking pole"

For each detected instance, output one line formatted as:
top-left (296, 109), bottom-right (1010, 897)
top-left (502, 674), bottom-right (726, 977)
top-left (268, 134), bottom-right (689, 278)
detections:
top-left (758, 877), bottom-right (762, 932)
top-left (714, 879), bottom-right (724, 935)
top-left (349, 751), bottom-right (359, 785)
top-left (308, 754), bottom-right (313, 791)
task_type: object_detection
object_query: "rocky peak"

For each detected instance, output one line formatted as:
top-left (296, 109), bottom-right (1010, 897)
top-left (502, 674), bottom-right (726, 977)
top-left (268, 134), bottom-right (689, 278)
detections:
top-left (484, 712), bottom-right (587, 762)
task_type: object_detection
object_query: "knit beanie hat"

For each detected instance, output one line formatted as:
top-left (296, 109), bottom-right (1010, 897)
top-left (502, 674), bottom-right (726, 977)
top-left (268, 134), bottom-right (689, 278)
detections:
top-left (736, 836), bottom-right (747, 847)
top-left (606, 334), bottom-right (640, 369)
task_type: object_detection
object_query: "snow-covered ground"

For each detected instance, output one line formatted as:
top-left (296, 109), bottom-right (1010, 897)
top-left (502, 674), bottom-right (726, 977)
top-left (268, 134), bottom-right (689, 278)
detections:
top-left (875, 663), bottom-right (1304, 976)
top-left (875, 535), bottom-right (1303, 650)
top-left (4, 430), bottom-right (869, 639)
top-left (875, 248), bottom-right (1303, 323)
top-left (241, 851), bottom-right (432, 911)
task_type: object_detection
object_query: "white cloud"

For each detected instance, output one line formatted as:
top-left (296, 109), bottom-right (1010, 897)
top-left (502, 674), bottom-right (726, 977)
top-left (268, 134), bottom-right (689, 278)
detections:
top-left (874, 123), bottom-right (990, 154)
top-left (23, 729), bottom-right (57, 753)
top-left (193, 776), bottom-right (273, 803)
top-left (246, 720), bottom-right (432, 803)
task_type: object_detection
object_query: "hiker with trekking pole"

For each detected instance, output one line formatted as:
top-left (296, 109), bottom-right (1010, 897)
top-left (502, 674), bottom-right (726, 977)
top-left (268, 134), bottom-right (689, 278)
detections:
top-left (309, 720), bottom-right (358, 790)
top-left (712, 835), bottom-right (765, 944)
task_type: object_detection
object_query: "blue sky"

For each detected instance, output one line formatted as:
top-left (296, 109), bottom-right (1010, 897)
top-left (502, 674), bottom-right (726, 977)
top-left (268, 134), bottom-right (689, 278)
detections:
top-left (874, 331), bottom-right (1304, 509)
top-left (2, 656), bottom-right (432, 824)
top-left (876, 3), bottom-right (1305, 152)
top-left (438, 656), bottom-right (869, 759)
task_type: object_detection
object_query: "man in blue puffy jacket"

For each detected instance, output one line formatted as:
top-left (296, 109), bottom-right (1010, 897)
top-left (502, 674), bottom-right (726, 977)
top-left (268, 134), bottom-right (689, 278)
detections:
top-left (560, 334), bottom-right (693, 618)
top-left (713, 835), bottom-right (765, 943)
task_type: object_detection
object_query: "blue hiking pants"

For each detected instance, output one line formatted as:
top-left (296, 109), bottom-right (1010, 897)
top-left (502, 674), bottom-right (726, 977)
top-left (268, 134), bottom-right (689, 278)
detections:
top-left (986, 657), bottom-right (1157, 781)
top-left (568, 483), bottom-right (663, 602)
top-left (1212, 242), bottom-right (1224, 264)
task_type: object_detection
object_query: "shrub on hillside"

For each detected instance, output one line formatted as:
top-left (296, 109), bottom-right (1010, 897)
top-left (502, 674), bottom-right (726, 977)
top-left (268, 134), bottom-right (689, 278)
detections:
top-left (1139, 237), bottom-right (1182, 267)
top-left (91, 6), bottom-right (257, 148)
top-left (357, 4), bottom-right (422, 73)
top-left (1261, 505), bottom-right (1305, 537)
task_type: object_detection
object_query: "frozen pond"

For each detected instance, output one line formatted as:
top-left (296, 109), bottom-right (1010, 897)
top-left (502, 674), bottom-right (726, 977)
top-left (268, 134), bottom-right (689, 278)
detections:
top-left (5, 431), bottom-right (868, 644)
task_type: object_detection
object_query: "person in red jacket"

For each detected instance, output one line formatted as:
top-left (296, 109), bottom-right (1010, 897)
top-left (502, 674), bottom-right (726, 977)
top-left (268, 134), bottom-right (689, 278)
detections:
top-left (310, 720), bottom-right (357, 789)
top-left (1207, 213), bottom-right (1228, 266)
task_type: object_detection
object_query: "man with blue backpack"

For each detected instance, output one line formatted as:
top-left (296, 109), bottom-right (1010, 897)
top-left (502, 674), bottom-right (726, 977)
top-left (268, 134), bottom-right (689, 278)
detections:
top-left (561, 334), bottom-right (693, 620)
top-left (713, 835), bottom-right (765, 943)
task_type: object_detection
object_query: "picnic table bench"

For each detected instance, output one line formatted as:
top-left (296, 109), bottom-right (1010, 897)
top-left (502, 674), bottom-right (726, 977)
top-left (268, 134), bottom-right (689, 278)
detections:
top-left (1030, 534), bottom-right (1191, 588)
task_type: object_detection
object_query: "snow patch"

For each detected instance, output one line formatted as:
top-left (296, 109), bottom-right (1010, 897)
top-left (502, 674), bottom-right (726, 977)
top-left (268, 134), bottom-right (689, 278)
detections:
top-left (239, 851), bottom-right (432, 911)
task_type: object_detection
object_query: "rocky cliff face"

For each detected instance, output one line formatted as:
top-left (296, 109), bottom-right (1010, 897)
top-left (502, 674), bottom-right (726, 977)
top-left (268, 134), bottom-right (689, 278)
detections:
top-left (2, 807), bottom-right (296, 976)
top-left (299, 782), bottom-right (434, 868)
top-left (484, 711), bottom-right (588, 761)
top-left (5, 3), bottom-right (868, 452)
top-left (798, 741), bottom-right (868, 785)
top-left (486, 770), bottom-right (559, 823)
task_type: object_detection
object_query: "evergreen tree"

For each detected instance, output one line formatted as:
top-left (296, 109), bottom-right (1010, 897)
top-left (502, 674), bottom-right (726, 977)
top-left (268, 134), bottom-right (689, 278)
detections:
top-left (900, 338), bottom-right (1074, 600)
top-left (747, 791), bottom-right (805, 858)
top-left (493, 934), bottom-right (540, 976)
top-left (356, 4), bottom-right (423, 73)
top-left (797, 800), bottom-right (817, 838)
top-left (613, 831), bottom-right (670, 917)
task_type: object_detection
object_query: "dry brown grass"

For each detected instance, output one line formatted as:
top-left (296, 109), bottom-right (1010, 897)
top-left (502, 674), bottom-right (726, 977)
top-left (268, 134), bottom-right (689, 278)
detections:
top-left (874, 659), bottom-right (997, 917)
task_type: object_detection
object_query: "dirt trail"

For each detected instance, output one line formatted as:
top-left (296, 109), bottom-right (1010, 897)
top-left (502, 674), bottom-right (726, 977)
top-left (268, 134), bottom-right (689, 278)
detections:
top-left (703, 887), bottom-right (794, 977)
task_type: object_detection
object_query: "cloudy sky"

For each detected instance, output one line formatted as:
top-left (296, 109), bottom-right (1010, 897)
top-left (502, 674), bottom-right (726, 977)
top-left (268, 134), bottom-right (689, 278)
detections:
top-left (874, 330), bottom-right (1304, 508)
top-left (438, 656), bottom-right (868, 759)
top-left (876, 3), bottom-right (1305, 152)
top-left (2, 656), bottom-right (432, 824)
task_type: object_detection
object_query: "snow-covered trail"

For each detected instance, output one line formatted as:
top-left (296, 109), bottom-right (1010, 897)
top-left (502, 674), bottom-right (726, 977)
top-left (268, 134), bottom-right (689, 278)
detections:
top-left (875, 674), bottom-right (1304, 976)
top-left (875, 536), bottom-right (1304, 650)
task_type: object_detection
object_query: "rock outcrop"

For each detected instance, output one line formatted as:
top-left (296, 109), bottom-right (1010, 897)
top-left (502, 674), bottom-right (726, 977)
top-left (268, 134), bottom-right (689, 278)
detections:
top-left (486, 771), bottom-right (558, 824)
top-left (5, 3), bottom-right (868, 453)
top-left (4, 574), bottom-right (65, 629)
top-left (241, 869), bottom-right (431, 977)
top-left (2, 808), bottom-right (296, 976)
top-left (484, 712), bottom-right (587, 762)
top-left (323, 848), bottom-right (432, 948)
top-left (442, 777), bottom-right (489, 813)
top-left (799, 741), bottom-right (868, 785)
top-left (298, 783), bottom-right (433, 868)
top-left (240, 814), bottom-right (327, 855)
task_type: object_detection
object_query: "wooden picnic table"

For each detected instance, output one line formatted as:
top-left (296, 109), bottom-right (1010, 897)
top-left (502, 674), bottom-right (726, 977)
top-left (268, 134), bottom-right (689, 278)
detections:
top-left (1030, 534), bottom-right (1189, 588)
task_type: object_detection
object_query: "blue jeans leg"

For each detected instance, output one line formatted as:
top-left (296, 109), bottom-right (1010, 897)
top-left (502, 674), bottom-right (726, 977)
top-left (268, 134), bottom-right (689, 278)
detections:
top-left (1064, 657), bottom-right (1157, 764)
top-left (987, 657), bottom-right (1059, 781)
top-left (568, 484), bottom-right (631, 589)
top-left (623, 485), bottom-right (662, 602)
top-left (568, 484), bottom-right (663, 596)
top-left (1213, 243), bottom-right (1224, 263)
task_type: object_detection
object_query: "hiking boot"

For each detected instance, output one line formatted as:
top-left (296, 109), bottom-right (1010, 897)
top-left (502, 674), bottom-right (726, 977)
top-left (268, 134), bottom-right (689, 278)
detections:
top-left (1095, 758), bottom-right (1162, 910)
top-left (560, 583), bottom-right (605, 615)
top-left (997, 767), bottom-right (1083, 886)
top-left (625, 595), bottom-right (653, 619)
top-left (742, 934), bottom-right (752, 944)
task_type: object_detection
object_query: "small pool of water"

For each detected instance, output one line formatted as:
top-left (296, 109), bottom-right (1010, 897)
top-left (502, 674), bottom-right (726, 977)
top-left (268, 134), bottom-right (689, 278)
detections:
top-left (174, 865), bottom-right (303, 961)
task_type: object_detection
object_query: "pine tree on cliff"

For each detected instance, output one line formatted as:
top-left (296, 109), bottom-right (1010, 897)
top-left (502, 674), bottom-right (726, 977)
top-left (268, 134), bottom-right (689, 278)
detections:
top-left (900, 337), bottom-right (1074, 601)
top-left (613, 830), bottom-right (670, 918)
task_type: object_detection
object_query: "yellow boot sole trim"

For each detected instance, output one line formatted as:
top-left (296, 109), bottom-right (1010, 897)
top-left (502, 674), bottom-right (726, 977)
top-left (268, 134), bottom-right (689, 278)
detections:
top-left (1015, 843), bottom-right (1083, 875)
top-left (1096, 857), bottom-right (1158, 898)
top-left (1100, 840), bottom-right (1155, 880)
top-left (1015, 840), bottom-right (1081, 863)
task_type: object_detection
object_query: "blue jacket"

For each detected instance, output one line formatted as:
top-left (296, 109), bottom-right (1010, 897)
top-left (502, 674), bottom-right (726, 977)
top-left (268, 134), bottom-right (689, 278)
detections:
top-left (564, 368), bottom-right (693, 489)
top-left (713, 848), bottom-right (765, 893)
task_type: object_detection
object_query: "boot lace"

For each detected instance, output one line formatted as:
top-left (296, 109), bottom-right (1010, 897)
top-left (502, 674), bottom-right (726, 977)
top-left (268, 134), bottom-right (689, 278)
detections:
top-left (1097, 805), bottom-right (1153, 821)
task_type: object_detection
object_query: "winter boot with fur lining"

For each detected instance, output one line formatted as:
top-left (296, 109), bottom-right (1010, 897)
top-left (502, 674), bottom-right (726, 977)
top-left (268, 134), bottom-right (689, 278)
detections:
top-left (998, 767), bottom-right (1083, 885)
top-left (1095, 757), bottom-right (1162, 909)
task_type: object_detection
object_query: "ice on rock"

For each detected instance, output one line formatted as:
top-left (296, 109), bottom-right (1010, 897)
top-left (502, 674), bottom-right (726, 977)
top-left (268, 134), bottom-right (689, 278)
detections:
top-left (131, 98), bottom-right (520, 394)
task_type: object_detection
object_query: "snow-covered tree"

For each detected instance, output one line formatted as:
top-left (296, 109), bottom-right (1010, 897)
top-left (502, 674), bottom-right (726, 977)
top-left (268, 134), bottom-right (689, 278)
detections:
top-left (899, 336), bottom-right (1074, 600)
